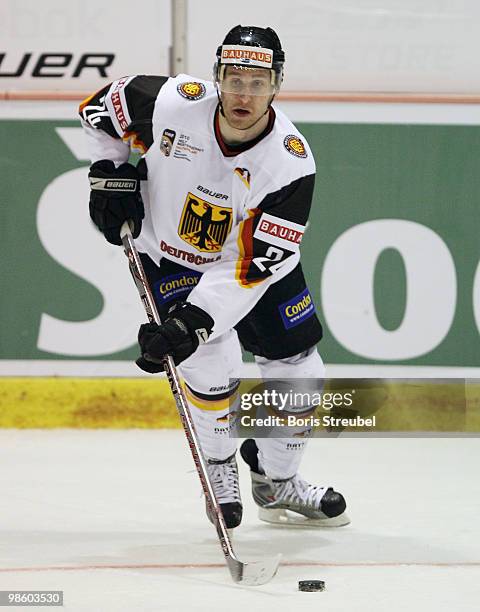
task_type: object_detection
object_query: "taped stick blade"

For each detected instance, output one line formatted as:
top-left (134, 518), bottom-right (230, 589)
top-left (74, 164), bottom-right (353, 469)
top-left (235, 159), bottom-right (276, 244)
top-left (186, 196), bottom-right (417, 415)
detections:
top-left (228, 554), bottom-right (281, 586)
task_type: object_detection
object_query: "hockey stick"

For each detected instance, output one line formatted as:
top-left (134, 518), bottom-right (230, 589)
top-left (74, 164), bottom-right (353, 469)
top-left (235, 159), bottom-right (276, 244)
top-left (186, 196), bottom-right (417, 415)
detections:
top-left (120, 222), bottom-right (281, 586)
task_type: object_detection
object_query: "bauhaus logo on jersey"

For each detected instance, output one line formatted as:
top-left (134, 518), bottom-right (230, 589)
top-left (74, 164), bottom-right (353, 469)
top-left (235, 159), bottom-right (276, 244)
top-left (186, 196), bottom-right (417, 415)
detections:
top-left (153, 272), bottom-right (202, 304)
top-left (110, 77), bottom-right (132, 132)
top-left (279, 289), bottom-right (316, 329)
top-left (259, 219), bottom-right (302, 243)
top-left (254, 213), bottom-right (305, 252)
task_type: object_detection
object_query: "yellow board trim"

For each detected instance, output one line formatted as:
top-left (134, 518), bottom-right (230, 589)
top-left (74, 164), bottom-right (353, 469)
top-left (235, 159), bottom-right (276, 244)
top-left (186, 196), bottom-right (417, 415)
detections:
top-left (0, 378), bottom-right (179, 428)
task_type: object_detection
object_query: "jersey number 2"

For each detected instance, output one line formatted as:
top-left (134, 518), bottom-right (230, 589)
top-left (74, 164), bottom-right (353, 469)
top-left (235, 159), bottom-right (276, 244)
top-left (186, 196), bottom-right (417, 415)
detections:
top-left (252, 246), bottom-right (286, 274)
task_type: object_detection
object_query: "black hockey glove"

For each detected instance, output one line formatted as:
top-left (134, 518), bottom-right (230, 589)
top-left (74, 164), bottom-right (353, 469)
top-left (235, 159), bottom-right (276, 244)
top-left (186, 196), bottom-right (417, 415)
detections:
top-left (136, 302), bottom-right (214, 371)
top-left (88, 160), bottom-right (144, 246)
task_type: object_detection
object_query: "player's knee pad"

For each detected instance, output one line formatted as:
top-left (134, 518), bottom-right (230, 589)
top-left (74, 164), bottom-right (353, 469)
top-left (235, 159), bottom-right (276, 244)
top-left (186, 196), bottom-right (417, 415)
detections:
top-left (252, 347), bottom-right (325, 477)
top-left (253, 346), bottom-right (325, 425)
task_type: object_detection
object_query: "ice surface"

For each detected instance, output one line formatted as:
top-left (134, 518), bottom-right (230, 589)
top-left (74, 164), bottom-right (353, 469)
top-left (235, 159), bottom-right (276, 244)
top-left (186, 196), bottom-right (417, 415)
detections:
top-left (0, 430), bottom-right (479, 611)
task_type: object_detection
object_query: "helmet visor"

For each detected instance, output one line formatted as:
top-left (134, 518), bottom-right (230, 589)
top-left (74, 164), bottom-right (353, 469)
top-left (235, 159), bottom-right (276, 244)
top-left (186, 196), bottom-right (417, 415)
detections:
top-left (218, 65), bottom-right (279, 97)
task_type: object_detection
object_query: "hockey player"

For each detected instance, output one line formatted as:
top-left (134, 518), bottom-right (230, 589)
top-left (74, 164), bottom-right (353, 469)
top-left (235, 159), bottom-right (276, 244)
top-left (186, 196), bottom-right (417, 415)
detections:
top-left (80, 25), bottom-right (348, 529)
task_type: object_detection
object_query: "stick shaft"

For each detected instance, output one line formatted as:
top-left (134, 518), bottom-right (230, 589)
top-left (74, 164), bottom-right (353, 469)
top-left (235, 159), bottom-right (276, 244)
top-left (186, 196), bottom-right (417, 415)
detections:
top-left (119, 223), bottom-right (239, 568)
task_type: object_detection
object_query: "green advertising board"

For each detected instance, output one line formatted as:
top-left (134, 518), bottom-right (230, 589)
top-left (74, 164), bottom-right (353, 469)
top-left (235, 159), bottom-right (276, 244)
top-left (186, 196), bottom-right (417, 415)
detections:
top-left (0, 106), bottom-right (479, 374)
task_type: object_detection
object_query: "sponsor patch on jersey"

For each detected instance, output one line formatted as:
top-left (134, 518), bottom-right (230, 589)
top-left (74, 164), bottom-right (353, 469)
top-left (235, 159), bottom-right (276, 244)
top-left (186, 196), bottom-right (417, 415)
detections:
top-left (283, 134), bottom-right (308, 158)
top-left (109, 76), bottom-right (134, 135)
top-left (221, 45), bottom-right (273, 68)
top-left (253, 213), bottom-right (305, 252)
top-left (160, 240), bottom-right (221, 265)
top-left (279, 288), bottom-right (316, 329)
top-left (152, 271), bottom-right (202, 304)
top-left (177, 81), bottom-right (206, 101)
top-left (178, 192), bottom-right (233, 253)
top-left (234, 167), bottom-right (251, 189)
top-left (160, 128), bottom-right (176, 156)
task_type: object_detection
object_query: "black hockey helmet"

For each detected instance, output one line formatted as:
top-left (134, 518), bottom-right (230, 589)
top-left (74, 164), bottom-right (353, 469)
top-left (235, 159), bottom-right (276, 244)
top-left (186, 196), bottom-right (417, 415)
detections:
top-left (214, 25), bottom-right (285, 96)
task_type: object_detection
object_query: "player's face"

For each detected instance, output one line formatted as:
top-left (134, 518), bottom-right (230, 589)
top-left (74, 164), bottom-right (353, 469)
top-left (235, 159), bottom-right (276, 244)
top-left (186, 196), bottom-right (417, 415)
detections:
top-left (219, 66), bottom-right (273, 130)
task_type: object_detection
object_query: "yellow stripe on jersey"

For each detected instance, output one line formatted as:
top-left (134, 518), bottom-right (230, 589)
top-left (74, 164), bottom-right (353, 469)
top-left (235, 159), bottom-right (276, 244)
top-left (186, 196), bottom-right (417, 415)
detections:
top-left (122, 130), bottom-right (148, 154)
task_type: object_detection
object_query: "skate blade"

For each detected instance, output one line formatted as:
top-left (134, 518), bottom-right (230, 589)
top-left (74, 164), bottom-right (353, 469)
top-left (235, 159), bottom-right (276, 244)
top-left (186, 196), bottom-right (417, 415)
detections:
top-left (258, 507), bottom-right (351, 527)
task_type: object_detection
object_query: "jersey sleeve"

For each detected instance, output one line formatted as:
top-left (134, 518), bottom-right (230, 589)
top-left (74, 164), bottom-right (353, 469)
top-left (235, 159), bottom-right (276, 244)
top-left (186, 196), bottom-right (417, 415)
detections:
top-left (187, 173), bottom-right (315, 340)
top-left (78, 75), bottom-right (168, 162)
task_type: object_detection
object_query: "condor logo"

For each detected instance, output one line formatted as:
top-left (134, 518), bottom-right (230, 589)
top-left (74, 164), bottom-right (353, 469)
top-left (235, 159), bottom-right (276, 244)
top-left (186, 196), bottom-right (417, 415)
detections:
top-left (178, 193), bottom-right (233, 253)
top-left (153, 272), bottom-right (201, 304)
top-left (279, 289), bottom-right (316, 329)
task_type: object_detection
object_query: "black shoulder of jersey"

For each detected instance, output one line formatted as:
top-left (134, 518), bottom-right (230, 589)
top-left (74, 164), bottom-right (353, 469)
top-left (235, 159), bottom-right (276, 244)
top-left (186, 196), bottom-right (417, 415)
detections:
top-left (258, 173), bottom-right (316, 225)
top-left (79, 75), bottom-right (169, 150)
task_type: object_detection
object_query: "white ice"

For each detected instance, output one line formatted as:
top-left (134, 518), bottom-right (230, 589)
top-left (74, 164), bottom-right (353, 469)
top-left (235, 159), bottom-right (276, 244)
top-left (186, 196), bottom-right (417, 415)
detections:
top-left (0, 430), bottom-right (479, 611)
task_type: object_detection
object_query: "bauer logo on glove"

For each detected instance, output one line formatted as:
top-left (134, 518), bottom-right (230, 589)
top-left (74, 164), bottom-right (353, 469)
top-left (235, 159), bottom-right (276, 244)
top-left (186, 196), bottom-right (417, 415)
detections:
top-left (88, 160), bottom-right (144, 245)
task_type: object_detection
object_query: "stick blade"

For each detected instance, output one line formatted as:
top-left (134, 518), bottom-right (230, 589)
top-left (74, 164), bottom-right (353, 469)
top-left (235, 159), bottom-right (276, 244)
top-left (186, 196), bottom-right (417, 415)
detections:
top-left (228, 554), bottom-right (281, 586)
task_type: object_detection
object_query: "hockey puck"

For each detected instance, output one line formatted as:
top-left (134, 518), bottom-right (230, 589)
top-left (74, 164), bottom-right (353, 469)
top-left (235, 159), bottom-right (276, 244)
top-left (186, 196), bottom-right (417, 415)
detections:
top-left (298, 580), bottom-right (325, 592)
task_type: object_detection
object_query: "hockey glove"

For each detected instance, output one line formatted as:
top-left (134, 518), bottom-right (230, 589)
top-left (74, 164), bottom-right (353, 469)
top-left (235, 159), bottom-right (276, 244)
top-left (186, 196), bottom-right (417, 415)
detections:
top-left (89, 160), bottom-right (145, 245)
top-left (136, 302), bottom-right (214, 371)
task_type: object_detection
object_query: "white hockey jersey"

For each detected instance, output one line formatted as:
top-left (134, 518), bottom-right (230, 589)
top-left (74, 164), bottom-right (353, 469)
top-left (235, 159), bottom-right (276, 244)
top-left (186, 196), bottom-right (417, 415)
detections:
top-left (80, 74), bottom-right (316, 339)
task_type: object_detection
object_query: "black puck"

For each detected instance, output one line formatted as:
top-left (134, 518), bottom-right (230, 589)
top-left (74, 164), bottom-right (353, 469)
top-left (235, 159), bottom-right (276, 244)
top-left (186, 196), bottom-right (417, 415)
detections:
top-left (298, 580), bottom-right (325, 592)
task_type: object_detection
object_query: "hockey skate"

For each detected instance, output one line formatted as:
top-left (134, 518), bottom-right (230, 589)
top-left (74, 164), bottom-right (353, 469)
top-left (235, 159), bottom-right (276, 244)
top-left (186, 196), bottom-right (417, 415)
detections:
top-left (205, 453), bottom-right (243, 529)
top-left (240, 439), bottom-right (350, 527)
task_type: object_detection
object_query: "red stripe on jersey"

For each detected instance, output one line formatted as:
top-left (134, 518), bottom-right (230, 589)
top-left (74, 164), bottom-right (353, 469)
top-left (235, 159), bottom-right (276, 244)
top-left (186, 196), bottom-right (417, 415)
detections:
top-left (235, 208), bottom-right (265, 288)
top-left (122, 130), bottom-right (147, 154)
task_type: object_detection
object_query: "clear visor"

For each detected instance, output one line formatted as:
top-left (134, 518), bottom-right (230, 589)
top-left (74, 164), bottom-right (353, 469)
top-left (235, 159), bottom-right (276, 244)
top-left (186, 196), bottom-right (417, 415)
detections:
top-left (217, 65), bottom-right (280, 96)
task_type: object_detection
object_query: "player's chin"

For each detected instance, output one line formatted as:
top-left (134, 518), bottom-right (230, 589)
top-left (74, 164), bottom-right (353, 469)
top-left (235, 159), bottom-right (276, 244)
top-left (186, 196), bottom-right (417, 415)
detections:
top-left (227, 111), bottom-right (257, 129)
